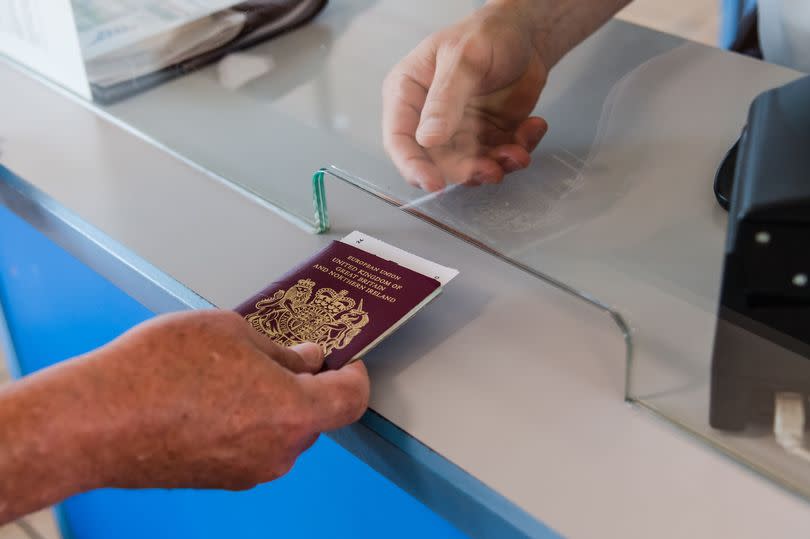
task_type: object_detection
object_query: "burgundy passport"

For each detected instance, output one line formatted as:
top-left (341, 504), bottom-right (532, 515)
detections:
top-left (235, 240), bottom-right (443, 370)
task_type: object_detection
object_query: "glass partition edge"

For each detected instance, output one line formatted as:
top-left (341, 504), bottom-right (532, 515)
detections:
top-left (312, 164), bottom-right (635, 399)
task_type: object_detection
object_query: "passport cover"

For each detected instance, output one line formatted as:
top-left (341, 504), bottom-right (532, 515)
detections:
top-left (235, 240), bottom-right (442, 370)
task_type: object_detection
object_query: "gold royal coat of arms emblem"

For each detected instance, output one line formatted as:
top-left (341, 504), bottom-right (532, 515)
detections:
top-left (245, 279), bottom-right (370, 355)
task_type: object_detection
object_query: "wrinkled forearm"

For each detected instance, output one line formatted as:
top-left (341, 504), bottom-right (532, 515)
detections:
top-left (486, 0), bottom-right (633, 68)
top-left (0, 357), bottom-right (106, 524)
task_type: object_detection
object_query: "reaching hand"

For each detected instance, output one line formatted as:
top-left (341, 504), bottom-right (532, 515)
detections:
top-left (383, 2), bottom-right (550, 191)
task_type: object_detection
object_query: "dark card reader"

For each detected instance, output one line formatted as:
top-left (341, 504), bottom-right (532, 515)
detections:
top-left (710, 75), bottom-right (810, 431)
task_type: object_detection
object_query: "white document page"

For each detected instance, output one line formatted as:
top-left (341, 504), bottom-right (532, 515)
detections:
top-left (341, 231), bottom-right (459, 287)
top-left (0, 0), bottom-right (90, 98)
top-left (74, 0), bottom-right (242, 60)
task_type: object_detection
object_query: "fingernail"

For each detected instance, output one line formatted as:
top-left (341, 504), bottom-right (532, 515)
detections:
top-left (417, 117), bottom-right (446, 138)
top-left (529, 127), bottom-right (546, 147)
top-left (502, 158), bottom-right (523, 173)
top-left (416, 173), bottom-right (444, 192)
top-left (469, 172), bottom-right (491, 185)
top-left (291, 342), bottom-right (324, 369)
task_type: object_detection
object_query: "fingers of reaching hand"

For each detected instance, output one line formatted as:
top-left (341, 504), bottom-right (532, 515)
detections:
top-left (297, 361), bottom-right (370, 433)
top-left (383, 41), bottom-right (489, 191)
top-left (426, 144), bottom-right (503, 186)
top-left (514, 117), bottom-right (549, 153)
top-left (420, 119), bottom-right (526, 186)
top-left (395, 117), bottom-right (545, 190)
top-left (383, 71), bottom-right (446, 191)
top-left (386, 132), bottom-right (447, 192)
top-left (382, 44), bottom-right (549, 191)
top-left (468, 116), bottom-right (546, 173)
top-left (450, 116), bottom-right (548, 184)
top-left (416, 44), bottom-right (483, 148)
top-left (490, 144), bottom-right (532, 174)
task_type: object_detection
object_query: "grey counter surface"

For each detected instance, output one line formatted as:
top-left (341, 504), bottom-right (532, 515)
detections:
top-left (2, 2), bottom-right (810, 537)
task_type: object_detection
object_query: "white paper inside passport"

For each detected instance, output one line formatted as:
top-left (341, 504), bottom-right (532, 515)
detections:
top-left (340, 231), bottom-right (459, 287)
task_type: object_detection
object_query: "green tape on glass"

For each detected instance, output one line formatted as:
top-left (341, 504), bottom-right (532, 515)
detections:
top-left (312, 169), bottom-right (330, 233)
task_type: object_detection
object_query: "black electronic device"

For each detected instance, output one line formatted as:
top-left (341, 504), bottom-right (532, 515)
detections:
top-left (710, 75), bottom-right (810, 431)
